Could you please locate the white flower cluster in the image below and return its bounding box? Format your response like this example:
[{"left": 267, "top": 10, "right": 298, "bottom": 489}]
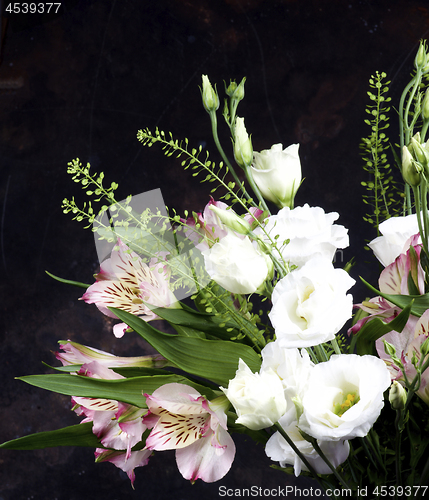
[
  {"left": 223, "top": 341, "right": 391, "bottom": 476},
  {"left": 214, "top": 143, "right": 390, "bottom": 476}
]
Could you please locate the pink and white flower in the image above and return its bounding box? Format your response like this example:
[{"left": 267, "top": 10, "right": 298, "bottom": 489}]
[
  {"left": 56, "top": 340, "right": 168, "bottom": 369},
  {"left": 376, "top": 309, "right": 429, "bottom": 405},
  {"left": 350, "top": 242, "right": 423, "bottom": 336},
  {"left": 81, "top": 238, "right": 178, "bottom": 338},
  {"left": 181, "top": 198, "right": 231, "bottom": 251},
  {"left": 181, "top": 197, "right": 264, "bottom": 251},
  {"left": 95, "top": 448, "right": 152, "bottom": 487},
  {"left": 71, "top": 362, "right": 148, "bottom": 460},
  {"left": 143, "top": 383, "right": 235, "bottom": 483}
]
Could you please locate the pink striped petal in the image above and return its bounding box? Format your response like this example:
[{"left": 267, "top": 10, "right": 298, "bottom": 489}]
[{"left": 176, "top": 426, "right": 235, "bottom": 483}]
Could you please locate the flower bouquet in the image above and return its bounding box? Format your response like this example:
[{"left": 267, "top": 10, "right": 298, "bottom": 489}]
[{"left": 2, "top": 39, "right": 429, "bottom": 498}]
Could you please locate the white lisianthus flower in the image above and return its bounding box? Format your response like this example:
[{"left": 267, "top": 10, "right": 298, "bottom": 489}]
[
  {"left": 202, "top": 233, "right": 272, "bottom": 294},
  {"left": 265, "top": 421, "right": 350, "bottom": 477},
  {"left": 221, "top": 359, "right": 287, "bottom": 431},
  {"left": 368, "top": 214, "right": 420, "bottom": 267},
  {"left": 261, "top": 340, "right": 314, "bottom": 426},
  {"left": 251, "top": 143, "right": 302, "bottom": 209},
  {"left": 299, "top": 354, "right": 391, "bottom": 441},
  {"left": 269, "top": 257, "right": 355, "bottom": 348},
  {"left": 254, "top": 204, "right": 348, "bottom": 268}
]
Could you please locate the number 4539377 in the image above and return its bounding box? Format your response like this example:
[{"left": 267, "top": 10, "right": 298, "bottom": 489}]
[{"left": 5, "top": 3, "right": 61, "bottom": 14}]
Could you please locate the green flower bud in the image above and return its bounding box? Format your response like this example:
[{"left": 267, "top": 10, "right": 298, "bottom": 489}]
[
  {"left": 411, "top": 135, "right": 429, "bottom": 166},
  {"left": 233, "top": 117, "right": 253, "bottom": 168},
  {"left": 201, "top": 75, "right": 219, "bottom": 113},
  {"left": 383, "top": 339, "right": 397, "bottom": 358},
  {"left": 389, "top": 381, "right": 407, "bottom": 410},
  {"left": 420, "top": 336, "right": 429, "bottom": 357},
  {"left": 402, "top": 146, "right": 421, "bottom": 186},
  {"left": 226, "top": 77, "right": 246, "bottom": 102},
  {"left": 423, "top": 89, "right": 429, "bottom": 121},
  {"left": 415, "top": 41, "right": 427, "bottom": 70},
  {"left": 225, "top": 80, "right": 238, "bottom": 97},
  {"left": 208, "top": 204, "right": 251, "bottom": 235}
]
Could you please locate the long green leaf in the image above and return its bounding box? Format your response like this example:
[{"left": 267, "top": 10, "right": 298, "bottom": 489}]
[
  {"left": 0, "top": 422, "right": 99, "bottom": 450},
  {"left": 361, "top": 277, "right": 429, "bottom": 317},
  {"left": 153, "top": 306, "right": 239, "bottom": 341},
  {"left": 18, "top": 373, "right": 200, "bottom": 407},
  {"left": 45, "top": 270, "right": 90, "bottom": 289},
  {"left": 109, "top": 307, "right": 261, "bottom": 386}
]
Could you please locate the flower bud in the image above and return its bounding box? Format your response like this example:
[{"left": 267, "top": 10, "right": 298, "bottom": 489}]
[
  {"left": 423, "top": 89, "right": 429, "bottom": 121},
  {"left": 226, "top": 77, "right": 246, "bottom": 102},
  {"left": 201, "top": 74, "right": 219, "bottom": 113},
  {"left": 420, "top": 336, "right": 429, "bottom": 357},
  {"left": 389, "top": 381, "right": 407, "bottom": 410},
  {"left": 402, "top": 146, "right": 421, "bottom": 187},
  {"left": 233, "top": 117, "right": 253, "bottom": 168},
  {"left": 415, "top": 41, "right": 427, "bottom": 70},
  {"left": 225, "top": 80, "right": 237, "bottom": 97},
  {"left": 411, "top": 135, "right": 429, "bottom": 166},
  {"left": 208, "top": 204, "right": 251, "bottom": 235}
]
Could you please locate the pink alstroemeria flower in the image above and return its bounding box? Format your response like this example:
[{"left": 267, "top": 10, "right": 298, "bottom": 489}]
[
  {"left": 349, "top": 240, "right": 424, "bottom": 336},
  {"left": 81, "top": 238, "right": 178, "bottom": 338},
  {"left": 95, "top": 448, "right": 152, "bottom": 487},
  {"left": 181, "top": 197, "right": 265, "bottom": 251},
  {"left": 143, "top": 383, "right": 235, "bottom": 483},
  {"left": 70, "top": 361, "right": 150, "bottom": 481},
  {"left": 181, "top": 198, "right": 231, "bottom": 251},
  {"left": 376, "top": 309, "right": 429, "bottom": 405},
  {"left": 56, "top": 340, "right": 168, "bottom": 369}
]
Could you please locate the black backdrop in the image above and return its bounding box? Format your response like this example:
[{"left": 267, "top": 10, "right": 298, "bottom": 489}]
[{"left": 1, "top": 1, "right": 428, "bottom": 499}]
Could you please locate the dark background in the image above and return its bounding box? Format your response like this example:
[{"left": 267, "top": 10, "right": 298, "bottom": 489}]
[{"left": 0, "top": 1, "right": 428, "bottom": 499}]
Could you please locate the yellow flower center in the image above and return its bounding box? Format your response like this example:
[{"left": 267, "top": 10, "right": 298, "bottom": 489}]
[{"left": 333, "top": 392, "right": 359, "bottom": 417}]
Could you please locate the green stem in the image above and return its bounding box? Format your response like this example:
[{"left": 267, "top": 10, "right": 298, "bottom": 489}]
[
  {"left": 310, "top": 439, "right": 352, "bottom": 491},
  {"left": 315, "top": 344, "right": 329, "bottom": 363},
  {"left": 273, "top": 423, "right": 326, "bottom": 490},
  {"left": 403, "top": 71, "right": 422, "bottom": 145},
  {"left": 413, "top": 185, "right": 429, "bottom": 256},
  {"left": 399, "top": 77, "right": 417, "bottom": 150},
  {"left": 330, "top": 337, "right": 342, "bottom": 355},
  {"left": 421, "top": 120, "right": 429, "bottom": 143},
  {"left": 400, "top": 74, "right": 421, "bottom": 215},
  {"left": 209, "top": 110, "right": 252, "bottom": 203},
  {"left": 394, "top": 410, "right": 403, "bottom": 490},
  {"left": 421, "top": 176, "right": 429, "bottom": 252}
]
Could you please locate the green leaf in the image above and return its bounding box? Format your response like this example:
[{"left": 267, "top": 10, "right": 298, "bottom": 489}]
[
  {"left": 360, "top": 277, "right": 429, "bottom": 317},
  {"left": 45, "top": 270, "right": 90, "bottom": 289},
  {"left": 109, "top": 307, "right": 261, "bottom": 386},
  {"left": 18, "top": 373, "right": 201, "bottom": 408},
  {"left": 153, "top": 305, "right": 238, "bottom": 341},
  {"left": 0, "top": 422, "right": 100, "bottom": 450}
]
